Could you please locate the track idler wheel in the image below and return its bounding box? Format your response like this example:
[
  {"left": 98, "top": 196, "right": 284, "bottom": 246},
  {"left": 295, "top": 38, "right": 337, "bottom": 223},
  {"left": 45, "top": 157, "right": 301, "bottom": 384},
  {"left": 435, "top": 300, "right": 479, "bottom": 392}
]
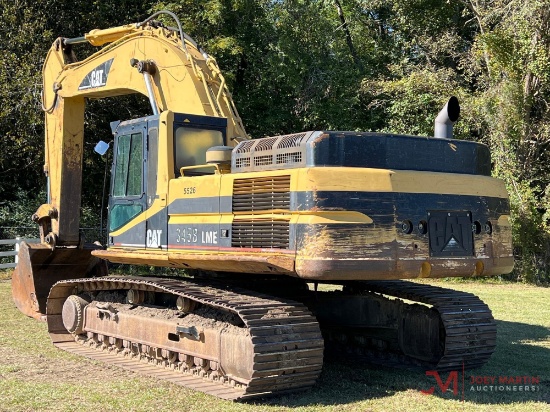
[{"left": 62, "top": 295, "right": 90, "bottom": 334}]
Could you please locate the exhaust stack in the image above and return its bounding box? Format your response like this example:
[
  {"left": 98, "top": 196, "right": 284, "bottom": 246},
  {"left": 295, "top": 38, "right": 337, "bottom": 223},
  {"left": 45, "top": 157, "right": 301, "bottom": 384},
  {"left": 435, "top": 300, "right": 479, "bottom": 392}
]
[{"left": 434, "top": 96, "right": 460, "bottom": 139}]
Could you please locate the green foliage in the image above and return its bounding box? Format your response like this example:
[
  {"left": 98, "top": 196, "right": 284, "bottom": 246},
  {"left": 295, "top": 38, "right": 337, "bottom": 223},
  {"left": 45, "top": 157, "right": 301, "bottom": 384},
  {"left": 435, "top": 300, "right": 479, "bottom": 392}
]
[
  {"left": 0, "top": 189, "right": 43, "bottom": 238},
  {"left": 507, "top": 181, "right": 550, "bottom": 284},
  {"left": 361, "top": 68, "right": 470, "bottom": 137},
  {"left": 463, "top": 1, "right": 550, "bottom": 284}
]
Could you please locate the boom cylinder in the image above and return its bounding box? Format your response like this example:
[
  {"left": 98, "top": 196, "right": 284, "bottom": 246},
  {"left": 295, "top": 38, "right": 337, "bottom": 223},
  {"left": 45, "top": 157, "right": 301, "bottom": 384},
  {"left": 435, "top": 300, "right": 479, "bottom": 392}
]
[{"left": 132, "top": 59, "right": 159, "bottom": 115}]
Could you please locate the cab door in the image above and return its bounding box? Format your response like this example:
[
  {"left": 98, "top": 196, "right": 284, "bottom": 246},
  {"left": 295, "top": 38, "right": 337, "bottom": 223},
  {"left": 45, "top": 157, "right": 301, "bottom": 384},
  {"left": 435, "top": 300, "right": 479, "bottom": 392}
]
[
  {"left": 108, "top": 120, "right": 147, "bottom": 248},
  {"left": 144, "top": 117, "right": 168, "bottom": 250}
]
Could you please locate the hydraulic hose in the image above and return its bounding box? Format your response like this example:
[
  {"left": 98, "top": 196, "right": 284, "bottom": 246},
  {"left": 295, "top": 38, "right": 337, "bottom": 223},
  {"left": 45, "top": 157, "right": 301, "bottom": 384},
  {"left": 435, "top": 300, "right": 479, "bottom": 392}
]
[{"left": 136, "top": 10, "right": 204, "bottom": 57}]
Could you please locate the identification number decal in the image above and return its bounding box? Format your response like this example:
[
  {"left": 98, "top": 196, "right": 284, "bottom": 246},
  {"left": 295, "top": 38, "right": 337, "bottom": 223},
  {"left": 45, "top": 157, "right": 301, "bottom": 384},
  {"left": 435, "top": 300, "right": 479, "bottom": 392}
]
[
  {"left": 175, "top": 227, "right": 198, "bottom": 243},
  {"left": 183, "top": 187, "right": 196, "bottom": 195},
  {"left": 175, "top": 227, "right": 218, "bottom": 245}
]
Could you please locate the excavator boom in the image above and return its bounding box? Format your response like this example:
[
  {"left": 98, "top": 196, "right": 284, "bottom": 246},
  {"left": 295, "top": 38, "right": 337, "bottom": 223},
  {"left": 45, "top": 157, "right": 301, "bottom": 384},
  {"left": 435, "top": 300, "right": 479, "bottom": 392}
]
[{"left": 14, "top": 12, "right": 248, "bottom": 318}]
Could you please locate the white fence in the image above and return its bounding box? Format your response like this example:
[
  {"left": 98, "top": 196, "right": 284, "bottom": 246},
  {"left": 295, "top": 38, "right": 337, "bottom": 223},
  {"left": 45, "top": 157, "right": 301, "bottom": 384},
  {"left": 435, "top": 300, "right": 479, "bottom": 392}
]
[{"left": 0, "top": 237, "right": 41, "bottom": 269}]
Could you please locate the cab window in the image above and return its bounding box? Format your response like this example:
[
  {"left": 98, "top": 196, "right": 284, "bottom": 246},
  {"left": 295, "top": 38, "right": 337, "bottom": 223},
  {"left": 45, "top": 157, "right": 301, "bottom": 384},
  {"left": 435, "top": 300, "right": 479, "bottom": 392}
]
[
  {"left": 113, "top": 132, "right": 143, "bottom": 196},
  {"left": 174, "top": 127, "right": 223, "bottom": 175}
]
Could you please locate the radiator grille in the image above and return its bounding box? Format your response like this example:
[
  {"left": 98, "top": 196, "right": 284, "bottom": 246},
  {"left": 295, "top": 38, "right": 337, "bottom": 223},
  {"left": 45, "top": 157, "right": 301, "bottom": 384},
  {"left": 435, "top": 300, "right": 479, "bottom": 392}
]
[
  {"left": 235, "top": 157, "right": 250, "bottom": 168},
  {"left": 231, "top": 219, "right": 290, "bottom": 249},
  {"left": 232, "top": 175, "right": 291, "bottom": 212},
  {"left": 235, "top": 140, "right": 255, "bottom": 154},
  {"left": 255, "top": 137, "right": 278, "bottom": 151},
  {"left": 254, "top": 154, "right": 273, "bottom": 166},
  {"left": 232, "top": 175, "right": 291, "bottom": 249},
  {"left": 232, "top": 132, "right": 315, "bottom": 172},
  {"left": 277, "top": 133, "right": 307, "bottom": 149},
  {"left": 276, "top": 152, "right": 302, "bottom": 164}
]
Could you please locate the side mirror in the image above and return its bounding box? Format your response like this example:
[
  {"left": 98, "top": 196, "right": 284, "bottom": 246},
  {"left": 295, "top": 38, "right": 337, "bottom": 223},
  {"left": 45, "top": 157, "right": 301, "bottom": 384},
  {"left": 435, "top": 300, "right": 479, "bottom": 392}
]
[{"left": 94, "top": 140, "right": 110, "bottom": 156}]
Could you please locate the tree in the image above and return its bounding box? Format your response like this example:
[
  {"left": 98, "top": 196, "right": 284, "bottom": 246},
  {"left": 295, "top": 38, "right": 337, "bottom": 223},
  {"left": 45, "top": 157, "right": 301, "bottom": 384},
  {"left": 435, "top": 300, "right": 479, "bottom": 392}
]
[
  {"left": 464, "top": 0, "right": 550, "bottom": 283},
  {"left": 0, "top": 0, "right": 157, "bottom": 235}
]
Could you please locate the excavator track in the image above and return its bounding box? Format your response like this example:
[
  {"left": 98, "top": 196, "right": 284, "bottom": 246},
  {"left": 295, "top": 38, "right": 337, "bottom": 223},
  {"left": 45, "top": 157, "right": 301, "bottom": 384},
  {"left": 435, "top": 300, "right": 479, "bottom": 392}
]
[
  {"left": 323, "top": 280, "right": 497, "bottom": 372},
  {"left": 46, "top": 276, "right": 324, "bottom": 400}
]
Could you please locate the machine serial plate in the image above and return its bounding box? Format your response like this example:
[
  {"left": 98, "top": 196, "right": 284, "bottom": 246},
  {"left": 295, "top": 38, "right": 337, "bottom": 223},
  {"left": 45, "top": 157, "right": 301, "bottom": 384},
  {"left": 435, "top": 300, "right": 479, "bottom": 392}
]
[{"left": 428, "top": 211, "right": 474, "bottom": 257}]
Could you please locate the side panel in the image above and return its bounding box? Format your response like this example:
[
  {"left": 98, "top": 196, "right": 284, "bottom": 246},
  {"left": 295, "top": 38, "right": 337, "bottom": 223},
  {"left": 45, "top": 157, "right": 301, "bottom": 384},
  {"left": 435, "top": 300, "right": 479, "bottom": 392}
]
[
  {"left": 166, "top": 113, "right": 228, "bottom": 253},
  {"left": 167, "top": 175, "right": 223, "bottom": 252},
  {"left": 145, "top": 120, "right": 168, "bottom": 249}
]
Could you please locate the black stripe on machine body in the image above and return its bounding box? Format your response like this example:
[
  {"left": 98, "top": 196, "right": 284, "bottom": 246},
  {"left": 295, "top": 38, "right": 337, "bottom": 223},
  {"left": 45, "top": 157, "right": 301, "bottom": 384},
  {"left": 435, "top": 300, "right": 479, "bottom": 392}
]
[
  {"left": 167, "top": 221, "right": 297, "bottom": 251},
  {"left": 292, "top": 191, "right": 510, "bottom": 262},
  {"left": 111, "top": 221, "right": 147, "bottom": 248},
  {"left": 164, "top": 190, "right": 508, "bottom": 218},
  {"left": 111, "top": 214, "right": 169, "bottom": 250},
  {"left": 293, "top": 191, "right": 509, "bottom": 220}
]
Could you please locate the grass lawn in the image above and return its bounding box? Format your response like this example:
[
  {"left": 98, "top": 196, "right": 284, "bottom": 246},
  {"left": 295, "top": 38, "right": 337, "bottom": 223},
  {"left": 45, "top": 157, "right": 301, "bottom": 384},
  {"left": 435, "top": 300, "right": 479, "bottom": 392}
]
[{"left": 0, "top": 272, "right": 548, "bottom": 411}]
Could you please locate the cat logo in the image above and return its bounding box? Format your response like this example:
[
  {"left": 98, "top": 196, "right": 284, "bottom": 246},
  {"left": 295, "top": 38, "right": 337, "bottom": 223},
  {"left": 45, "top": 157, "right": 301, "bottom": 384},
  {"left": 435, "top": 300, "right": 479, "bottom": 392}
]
[
  {"left": 428, "top": 211, "right": 474, "bottom": 257},
  {"left": 146, "top": 229, "right": 163, "bottom": 248},
  {"left": 79, "top": 58, "right": 114, "bottom": 90},
  {"left": 90, "top": 69, "right": 104, "bottom": 87}
]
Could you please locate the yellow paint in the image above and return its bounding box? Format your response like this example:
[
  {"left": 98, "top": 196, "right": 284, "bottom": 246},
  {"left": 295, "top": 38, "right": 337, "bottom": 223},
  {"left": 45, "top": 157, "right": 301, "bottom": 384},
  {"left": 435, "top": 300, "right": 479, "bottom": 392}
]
[
  {"left": 296, "top": 227, "right": 332, "bottom": 260},
  {"left": 44, "top": 96, "right": 85, "bottom": 244},
  {"left": 297, "top": 167, "right": 509, "bottom": 198},
  {"left": 168, "top": 173, "right": 221, "bottom": 203},
  {"left": 474, "top": 260, "right": 485, "bottom": 276},
  {"left": 232, "top": 213, "right": 291, "bottom": 221},
  {"left": 219, "top": 215, "right": 233, "bottom": 224},
  {"left": 498, "top": 214, "right": 511, "bottom": 227},
  {"left": 233, "top": 209, "right": 292, "bottom": 216},
  {"left": 85, "top": 24, "right": 136, "bottom": 46},
  {"left": 296, "top": 211, "right": 373, "bottom": 225},
  {"left": 170, "top": 215, "right": 222, "bottom": 224},
  {"left": 420, "top": 262, "right": 432, "bottom": 278},
  {"left": 157, "top": 111, "right": 173, "bottom": 205}
]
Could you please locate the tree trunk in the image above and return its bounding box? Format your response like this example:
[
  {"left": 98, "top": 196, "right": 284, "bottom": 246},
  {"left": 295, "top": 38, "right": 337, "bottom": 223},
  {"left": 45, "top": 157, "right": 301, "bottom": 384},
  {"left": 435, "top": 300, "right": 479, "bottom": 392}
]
[{"left": 334, "top": 0, "right": 363, "bottom": 72}]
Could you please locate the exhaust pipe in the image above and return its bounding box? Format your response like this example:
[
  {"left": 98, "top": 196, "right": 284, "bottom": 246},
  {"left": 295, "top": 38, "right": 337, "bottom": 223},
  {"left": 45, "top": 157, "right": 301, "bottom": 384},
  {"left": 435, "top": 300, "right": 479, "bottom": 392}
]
[{"left": 434, "top": 96, "right": 460, "bottom": 139}]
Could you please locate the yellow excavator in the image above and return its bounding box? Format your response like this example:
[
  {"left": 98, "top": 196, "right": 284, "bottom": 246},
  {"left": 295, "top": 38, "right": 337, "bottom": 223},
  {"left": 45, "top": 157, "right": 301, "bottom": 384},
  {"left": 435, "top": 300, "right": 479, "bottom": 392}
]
[{"left": 12, "top": 11, "right": 513, "bottom": 400}]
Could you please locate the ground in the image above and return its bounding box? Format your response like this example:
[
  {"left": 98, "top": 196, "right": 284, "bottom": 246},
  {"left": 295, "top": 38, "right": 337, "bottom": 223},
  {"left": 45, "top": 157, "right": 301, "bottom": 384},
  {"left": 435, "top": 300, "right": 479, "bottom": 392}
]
[{"left": 0, "top": 274, "right": 548, "bottom": 412}]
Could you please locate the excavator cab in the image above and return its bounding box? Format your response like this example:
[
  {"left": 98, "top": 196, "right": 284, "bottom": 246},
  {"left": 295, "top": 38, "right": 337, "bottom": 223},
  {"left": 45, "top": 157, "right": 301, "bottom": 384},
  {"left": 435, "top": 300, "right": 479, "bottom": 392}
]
[
  {"left": 12, "top": 111, "right": 231, "bottom": 320},
  {"left": 106, "top": 112, "right": 227, "bottom": 250}
]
